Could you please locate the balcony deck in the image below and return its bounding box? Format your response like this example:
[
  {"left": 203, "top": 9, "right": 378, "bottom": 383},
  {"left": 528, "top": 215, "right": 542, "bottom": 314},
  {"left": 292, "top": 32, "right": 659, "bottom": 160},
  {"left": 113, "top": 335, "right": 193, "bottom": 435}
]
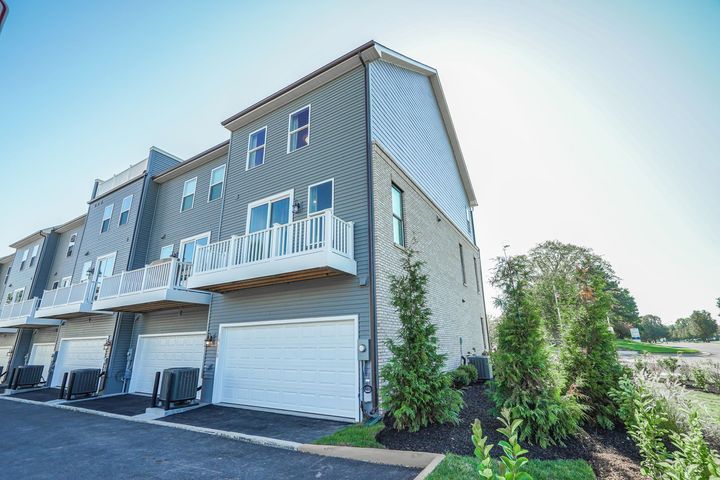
[
  {"left": 187, "top": 212, "right": 356, "bottom": 293},
  {"left": 0, "top": 298, "right": 62, "bottom": 328},
  {"left": 92, "top": 258, "right": 211, "bottom": 313},
  {"left": 36, "top": 281, "right": 105, "bottom": 320}
]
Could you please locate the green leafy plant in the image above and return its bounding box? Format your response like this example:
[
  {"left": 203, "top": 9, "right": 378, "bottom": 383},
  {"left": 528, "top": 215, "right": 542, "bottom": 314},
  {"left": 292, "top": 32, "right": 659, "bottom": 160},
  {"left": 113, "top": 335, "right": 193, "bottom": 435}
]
[
  {"left": 452, "top": 368, "right": 472, "bottom": 388},
  {"left": 490, "top": 255, "right": 583, "bottom": 447},
  {"left": 380, "top": 247, "right": 463, "bottom": 432},
  {"left": 471, "top": 408, "right": 533, "bottom": 480},
  {"left": 460, "top": 364, "right": 479, "bottom": 383},
  {"left": 658, "top": 357, "right": 680, "bottom": 374},
  {"left": 692, "top": 366, "right": 709, "bottom": 391}
]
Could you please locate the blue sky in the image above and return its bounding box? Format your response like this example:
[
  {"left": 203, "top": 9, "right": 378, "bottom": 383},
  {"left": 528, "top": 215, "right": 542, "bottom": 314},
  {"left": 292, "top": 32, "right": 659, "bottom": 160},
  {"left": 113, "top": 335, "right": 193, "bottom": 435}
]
[{"left": 0, "top": 1, "right": 718, "bottom": 322}]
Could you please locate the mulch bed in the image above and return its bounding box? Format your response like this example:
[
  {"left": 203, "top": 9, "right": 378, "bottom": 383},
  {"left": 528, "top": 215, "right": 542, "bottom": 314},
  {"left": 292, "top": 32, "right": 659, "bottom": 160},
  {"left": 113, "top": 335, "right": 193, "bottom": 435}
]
[{"left": 377, "top": 383, "right": 645, "bottom": 480}]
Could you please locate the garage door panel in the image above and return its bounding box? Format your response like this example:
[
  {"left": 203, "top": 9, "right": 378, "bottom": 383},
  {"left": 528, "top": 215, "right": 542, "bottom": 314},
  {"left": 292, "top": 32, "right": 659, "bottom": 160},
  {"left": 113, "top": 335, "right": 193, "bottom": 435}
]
[
  {"left": 51, "top": 338, "right": 106, "bottom": 387},
  {"left": 215, "top": 319, "right": 358, "bottom": 420},
  {"left": 130, "top": 333, "right": 205, "bottom": 394}
]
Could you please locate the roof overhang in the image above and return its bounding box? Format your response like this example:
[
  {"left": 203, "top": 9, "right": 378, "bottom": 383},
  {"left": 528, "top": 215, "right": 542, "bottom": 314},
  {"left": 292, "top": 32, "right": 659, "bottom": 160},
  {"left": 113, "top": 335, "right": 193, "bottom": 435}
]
[
  {"left": 9, "top": 228, "right": 53, "bottom": 249},
  {"left": 153, "top": 141, "right": 230, "bottom": 184},
  {"left": 0, "top": 327, "right": 16, "bottom": 334},
  {"left": 0, "top": 317, "right": 62, "bottom": 328},
  {"left": 220, "top": 41, "right": 477, "bottom": 207},
  {"left": 0, "top": 254, "right": 14, "bottom": 265},
  {"left": 55, "top": 214, "right": 86, "bottom": 234}
]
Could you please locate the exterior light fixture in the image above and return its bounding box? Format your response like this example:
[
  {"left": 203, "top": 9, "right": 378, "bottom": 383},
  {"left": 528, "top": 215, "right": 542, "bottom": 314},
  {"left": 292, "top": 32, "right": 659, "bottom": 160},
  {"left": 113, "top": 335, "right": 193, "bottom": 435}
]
[
  {"left": 205, "top": 333, "right": 216, "bottom": 347},
  {"left": 292, "top": 201, "right": 302, "bottom": 215}
]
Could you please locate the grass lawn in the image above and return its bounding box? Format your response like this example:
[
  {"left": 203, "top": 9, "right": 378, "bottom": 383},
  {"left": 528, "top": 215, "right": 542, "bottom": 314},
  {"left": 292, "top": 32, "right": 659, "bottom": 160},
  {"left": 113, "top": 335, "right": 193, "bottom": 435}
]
[
  {"left": 688, "top": 390, "right": 720, "bottom": 421},
  {"left": 427, "top": 454, "right": 596, "bottom": 480},
  {"left": 313, "top": 422, "right": 385, "bottom": 449},
  {"left": 615, "top": 339, "right": 699, "bottom": 354}
]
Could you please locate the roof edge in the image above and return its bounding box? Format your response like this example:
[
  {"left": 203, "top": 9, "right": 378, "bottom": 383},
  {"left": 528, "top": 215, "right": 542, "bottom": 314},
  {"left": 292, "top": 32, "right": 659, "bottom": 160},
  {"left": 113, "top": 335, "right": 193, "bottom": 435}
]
[{"left": 153, "top": 140, "right": 230, "bottom": 184}]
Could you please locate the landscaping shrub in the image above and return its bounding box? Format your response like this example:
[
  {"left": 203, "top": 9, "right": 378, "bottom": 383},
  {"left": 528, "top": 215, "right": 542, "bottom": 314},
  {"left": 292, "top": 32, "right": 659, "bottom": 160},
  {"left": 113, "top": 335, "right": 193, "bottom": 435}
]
[
  {"left": 452, "top": 368, "right": 472, "bottom": 388},
  {"left": 461, "top": 364, "right": 479, "bottom": 383},
  {"left": 560, "top": 264, "right": 624, "bottom": 429},
  {"left": 472, "top": 408, "right": 532, "bottom": 480},
  {"left": 657, "top": 357, "right": 679, "bottom": 374},
  {"left": 489, "top": 255, "right": 584, "bottom": 447},
  {"left": 380, "top": 247, "right": 463, "bottom": 432}
]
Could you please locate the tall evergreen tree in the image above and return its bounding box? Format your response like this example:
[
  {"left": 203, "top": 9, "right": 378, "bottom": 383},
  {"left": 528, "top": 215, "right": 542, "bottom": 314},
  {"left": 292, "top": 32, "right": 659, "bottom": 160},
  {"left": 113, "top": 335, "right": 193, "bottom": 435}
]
[{"left": 380, "top": 248, "right": 463, "bottom": 431}]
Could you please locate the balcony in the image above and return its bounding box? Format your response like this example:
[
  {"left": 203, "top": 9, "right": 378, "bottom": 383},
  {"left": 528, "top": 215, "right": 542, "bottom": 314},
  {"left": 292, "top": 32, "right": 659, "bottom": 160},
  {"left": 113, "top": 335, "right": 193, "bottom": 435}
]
[
  {"left": 92, "top": 258, "right": 211, "bottom": 313},
  {"left": 36, "top": 281, "right": 103, "bottom": 320},
  {"left": 0, "top": 298, "right": 62, "bottom": 328},
  {"left": 187, "top": 211, "right": 356, "bottom": 293}
]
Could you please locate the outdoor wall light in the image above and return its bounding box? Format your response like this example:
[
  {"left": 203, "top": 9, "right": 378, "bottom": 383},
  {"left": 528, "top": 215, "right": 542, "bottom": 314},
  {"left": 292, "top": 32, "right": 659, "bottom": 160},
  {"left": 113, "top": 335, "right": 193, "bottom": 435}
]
[
  {"left": 292, "top": 201, "right": 302, "bottom": 215},
  {"left": 205, "top": 333, "right": 217, "bottom": 347}
]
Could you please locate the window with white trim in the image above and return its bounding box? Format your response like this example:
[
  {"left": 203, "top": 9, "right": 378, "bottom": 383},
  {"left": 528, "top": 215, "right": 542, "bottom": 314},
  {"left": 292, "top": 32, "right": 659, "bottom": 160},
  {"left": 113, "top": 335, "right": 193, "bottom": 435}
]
[
  {"left": 3, "top": 266, "right": 10, "bottom": 286},
  {"left": 308, "top": 180, "right": 333, "bottom": 215},
  {"left": 66, "top": 233, "right": 77, "bottom": 257},
  {"left": 246, "top": 127, "right": 267, "bottom": 169},
  {"left": 391, "top": 184, "right": 405, "bottom": 246},
  {"left": 208, "top": 165, "right": 226, "bottom": 202},
  {"left": 12, "top": 287, "right": 24, "bottom": 303},
  {"left": 181, "top": 178, "right": 197, "bottom": 212},
  {"left": 51, "top": 281, "right": 59, "bottom": 290},
  {"left": 119, "top": 195, "right": 133, "bottom": 226},
  {"left": 101, "top": 204, "right": 113, "bottom": 233},
  {"left": 81, "top": 260, "right": 93, "bottom": 282},
  {"left": 19, "top": 249, "right": 29, "bottom": 270},
  {"left": 60, "top": 276, "right": 72, "bottom": 288},
  {"left": 179, "top": 232, "right": 210, "bottom": 264},
  {"left": 473, "top": 257, "right": 481, "bottom": 293},
  {"left": 288, "top": 105, "right": 310, "bottom": 152},
  {"left": 160, "top": 244, "right": 174, "bottom": 259},
  {"left": 29, "top": 244, "right": 39, "bottom": 267}
]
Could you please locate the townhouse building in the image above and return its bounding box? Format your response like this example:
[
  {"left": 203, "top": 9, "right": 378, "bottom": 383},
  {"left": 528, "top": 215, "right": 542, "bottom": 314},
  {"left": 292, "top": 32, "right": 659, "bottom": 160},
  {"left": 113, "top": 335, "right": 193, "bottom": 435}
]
[{"left": 0, "top": 41, "right": 488, "bottom": 422}]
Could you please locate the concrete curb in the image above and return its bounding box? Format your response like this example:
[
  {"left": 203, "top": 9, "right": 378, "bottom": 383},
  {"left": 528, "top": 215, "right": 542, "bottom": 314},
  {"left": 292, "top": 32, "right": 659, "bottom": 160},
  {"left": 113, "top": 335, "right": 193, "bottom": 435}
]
[
  {"left": 413, "top": 453, "right": 445, "bottom": 480},
  {"left": 298, "top": 444, "right": 440, "bottom": 469}
]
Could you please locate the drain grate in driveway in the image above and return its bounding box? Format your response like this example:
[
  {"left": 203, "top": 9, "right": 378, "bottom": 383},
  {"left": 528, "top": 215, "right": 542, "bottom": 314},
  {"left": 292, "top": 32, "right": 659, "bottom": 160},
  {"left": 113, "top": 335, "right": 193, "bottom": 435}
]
[
  {"left": 10, "top": 388, "right": 62, "bottom": 402},
  {"left": 72, "top": 394, "right": 151, "bottom": 416},
  {"left": 161, "top": 405, "right": 348, "bottom": 443}
]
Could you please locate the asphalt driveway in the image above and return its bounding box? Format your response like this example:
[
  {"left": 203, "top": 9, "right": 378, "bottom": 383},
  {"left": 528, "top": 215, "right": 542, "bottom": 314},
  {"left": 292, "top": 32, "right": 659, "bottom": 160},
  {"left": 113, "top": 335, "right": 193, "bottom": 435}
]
[{"left": 0, "top": 400, "right": 418, "bottom": 480}]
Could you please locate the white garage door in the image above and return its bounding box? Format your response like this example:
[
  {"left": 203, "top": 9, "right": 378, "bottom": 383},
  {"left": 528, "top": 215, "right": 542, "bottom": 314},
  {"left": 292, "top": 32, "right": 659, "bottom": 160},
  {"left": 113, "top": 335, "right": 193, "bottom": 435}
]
[
  {"left": 0, "top": 346, "right": 11, "bottom": 374},
  {"left": 129, "top": 332, "right": 206, "bottom": 394},
  {"left": 51, "top": 337, "right": 106, "bottom": 387},
  {"left": 214, "top": 317, "right": 359, "bottom": 421},
  {"left": 29, "top": 343, "right": 55, "bottom": 380}
]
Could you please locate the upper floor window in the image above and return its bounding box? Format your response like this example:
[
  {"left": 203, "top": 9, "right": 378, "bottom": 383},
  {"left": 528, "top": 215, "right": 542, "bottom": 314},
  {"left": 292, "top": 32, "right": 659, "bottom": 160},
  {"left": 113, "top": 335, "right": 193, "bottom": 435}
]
[
  {"left": 179, "top": 232, "right": 210, "bottom": 264},
  {"left": 466, "top": 208, "right": 473, "bottom": 234},
  {"left": 29, "top": 244, "right": 39, "bottom": 267},
  {"left": 160, "top": 244, "right": 174, "bottom": 259},
  {"left": 12, "top": 287, "right": 24, "bottom": 303},
  {"left": 473, "top": 257, "right": 481, "bottom": 293},
  {"left": 246, "top": 127, "right": 267, "bottom": 169},
  {"left": 3, "top": 266, "right": 10, "bottom": 286},
  {"left": 308, "top": 179, "right": 333, "bottom": 215},
  {"left": 60, "top": 276, "right": 72, "bottom": 288},
  {"left": 459, "top": 244, "right": 467, "bottom": 286},
  {"left": 19, "top": 249, "right": 29, "bottom": 270},
  {"left": 119, "top": 195, "right": 133, "bottom": 226},
  {"left": 101, "top": 204, "right": 114, "bottom": 233},
  {"left": 208, "top": 165, "right": 226, "bottom": 202},
  {"left": 288, "top": 105, "right": 310, "bottom": 153},
  {"left": 392, "top": 184, "right": 405, "bottom": 246},
  {"left": 51, "top": 281, "right": 59, "bottom": 290},
  {"left": 181, "top": 178, "right": 197, "bottom": 212},
  {"left": 81, "top": 260, "right": 93, "bottom": 282},
  {"left": 66, "top": 233, "right": 77, "bottom": 257}
]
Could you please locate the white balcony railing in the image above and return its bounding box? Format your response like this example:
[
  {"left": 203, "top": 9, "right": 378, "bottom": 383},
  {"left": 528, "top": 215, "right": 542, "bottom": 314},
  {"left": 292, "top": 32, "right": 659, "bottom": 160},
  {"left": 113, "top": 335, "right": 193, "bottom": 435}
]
[
  {"left": 0, "top": 298, "right": 40, "bottom": 320},
  {"left": 96, "top": 258, "right": 192, "bottom": 301},
  {"left": 94, "top": 159, "right": 148, "bottom": 198},
  {"left": 193, "top": 211, "right": 354, "bottom": 275},
  {"left": 38, "top": 281, "right": 94, "bottom": 311}
]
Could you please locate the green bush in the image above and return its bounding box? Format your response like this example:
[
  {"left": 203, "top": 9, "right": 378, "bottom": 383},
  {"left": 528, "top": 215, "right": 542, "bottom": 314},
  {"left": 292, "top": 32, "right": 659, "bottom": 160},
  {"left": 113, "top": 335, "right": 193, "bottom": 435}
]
[
  {"left": 692, "top": 367, "right": 709, "bottom": 391},
  {"left": 461, "top": 364, "right": 479, "bottom": 383},
  {"left": 658, "top": 357, "right": 680, "bottom": 374},
  {"left": 452, "top": 368, "right": 471, "bottom": 388},
  {"left": 472, "top": 408, "right": 533, "bottom": 480},
  {"left": 381, "top": 248, "right": 464, "bottom": 432},
  {"left": 490, "top": 255, "right": 584, "bottom": 447}
]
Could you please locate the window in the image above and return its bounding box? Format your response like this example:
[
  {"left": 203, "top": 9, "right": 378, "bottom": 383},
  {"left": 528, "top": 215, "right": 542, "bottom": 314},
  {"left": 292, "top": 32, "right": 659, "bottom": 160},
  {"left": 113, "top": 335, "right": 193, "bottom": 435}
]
[
  {"left": 160, "top": 244, "right": 174, "bottom": 259},
  {"left": 66, "top": 233, "right": 77, "bottom": 257},
  {"left": 60, "top": 276, "right": 72, "bottom": 288},
  {"left": 118, "top": 195, "right": 133, "bottom": 226},
  {"left": 51, "top": 281, "right": 59, "bottom": 290},
  {"left": 308, "top": 180, "right": 333, "bottom": 215},
  {"left": 12, "top": 287, "right": 25, "bottom": 303},
  {"left": 246, "top": 127, "right": 267, "bottom": 169},
  {"left": 247, "top": 192, "right": 292, "bottom": 234},
  {"left": 28, "top": 244, "right": 39, "bottom": 267},
  {"left": 288, "top": 105, "right": 310, "bottom": 152},
  {"left": 101, "top": 204, "right": 113, "bottom": 233},
  {"left": 81, "top": 261, "right": 93, "bottom": 282},
  {"left": 19, "top": 249, "right": 28, "bottom": 270},
  {"left": 459, "top": 244, "right": 467, "bottom": 286},
  {"left": 466, "top": 208, "right": 473, "bottom": 234},
  {"left": 391, "top": 184, "right": 405, "bottom": 246},
  {"left": 179, "top": 232, "right": 210, "bottom": 264},
  {"left": 181, "top": 178, "right": 197, "bottom": 212},
  {"left": 93, "top": 253, "right": 116, "bottom": 300},
  {"left": 208, "top": 165, "right": 226, "bottom": 202},
  {"left": 473, "top": 257, "right": 481, "bottom": 293},
  {"left": 3, "top": 266, "right": 10, "bottom": 286}
]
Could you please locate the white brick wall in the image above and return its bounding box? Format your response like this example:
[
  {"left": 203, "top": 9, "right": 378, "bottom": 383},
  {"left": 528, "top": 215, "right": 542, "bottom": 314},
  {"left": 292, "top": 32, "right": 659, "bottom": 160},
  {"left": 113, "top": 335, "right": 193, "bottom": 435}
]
[{"left": 372, "top": 144, "right": 488, "bottom": 373}]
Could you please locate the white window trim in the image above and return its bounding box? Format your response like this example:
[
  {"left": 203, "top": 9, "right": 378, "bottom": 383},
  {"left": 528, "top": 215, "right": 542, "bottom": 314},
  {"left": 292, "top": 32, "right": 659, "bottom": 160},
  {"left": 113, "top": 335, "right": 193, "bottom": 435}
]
[
  {"left": 60, "top": 276, "right": 72, "bottom": 288},
  {"left": 67, "top": 233, "right": 77, "bottom": 257},
  {"left": 12, "top": 287, "right": 25, "bottom": 303},
  {"left": 307, "top": 178, "right": 334, "bottom": 216},
  {"left": 51, "top": 281, "right": 59, "bottom": 290},
  {"left": 160, "top": 244, "right": 174, "bottom": 259},
  {"left": 94, "top": 251, "right": 117, "bottom": 280},
  {"left": 286, "top": 104, "right": 311, "bottom": 154},
  {"left": 245, "top": 189, "right": 294, "bottom": 234},
  {"left": 246, "top": 126, "right": 268, "bottom": 170},
  {"left": 207, "top": 165, "right": 227, "bottom": 202},
  {"left": 100, "top": 204, "right": 114, "bottom": 233},
  {"left": 179, "top": 231, "right": 211, "bottom": 263},
  {"left": 118, "top": 194, "right": 134, "bottom": 226},
  {"left": 181, "top": 177, "right": 197, "bottom": 212},
  {"left": 80, "top": 260, "right": 93, "bottom": 283},
  {"left": 29, "top": 244, "right": 39, "bottom": 266}
]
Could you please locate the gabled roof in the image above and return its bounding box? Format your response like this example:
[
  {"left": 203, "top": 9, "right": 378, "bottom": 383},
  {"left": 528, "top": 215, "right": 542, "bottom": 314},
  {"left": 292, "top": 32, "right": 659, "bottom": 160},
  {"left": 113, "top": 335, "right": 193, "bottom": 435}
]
[
  {"left": 0, "top": 254, "right": 14, "bottom": 264},
  {"left": 9, "top": 227, "right": 53, "bottom": 249},
  {"left": 55, "top": 214, "right": 86, "bottom": 234},
  {"left": 153, "top": 140, "right": 230, "bottom": 184},
  {"left": 220, "top": 41, "right": 477, "bottom": 207}
]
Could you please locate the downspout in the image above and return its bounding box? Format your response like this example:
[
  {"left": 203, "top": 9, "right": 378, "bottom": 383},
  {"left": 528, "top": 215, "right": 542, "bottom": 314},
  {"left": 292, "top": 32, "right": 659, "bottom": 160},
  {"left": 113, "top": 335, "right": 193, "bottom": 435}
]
[{"left": 360, "top": 55, "right": 380, "bottom": 411}]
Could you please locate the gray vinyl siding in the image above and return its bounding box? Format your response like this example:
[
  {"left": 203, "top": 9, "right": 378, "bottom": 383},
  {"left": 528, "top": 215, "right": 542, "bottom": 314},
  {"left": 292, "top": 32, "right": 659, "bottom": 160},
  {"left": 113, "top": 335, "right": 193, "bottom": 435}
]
[
  {"left": 2, "top": 237, "right": 47, "bottom": 302},
  {"left": 146, "top": 153, "right": 227, "bottom": 261},
  {"left": 0, "top": 332, "right": 16, "bottom": 348},
  {"left": 56, "top": 315, "right": 116, "bottom": 340},
  {"left": 72, "top": 177, "right": 145, "bottom": 283},
  {"left": 368, "top": 59, "right": 473, "bottom": 240},
  {"left": 44, "top": 225, "right": 85, "bottom": 291},
  {"left": 32, "top": 328, "right": 58, "bottom": 345},
  {"left": 0, "top": 259, "right": 12, "bottom": 301},
  {"left": 202, "top": 65, "right": 370, "bottom": 401}
]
